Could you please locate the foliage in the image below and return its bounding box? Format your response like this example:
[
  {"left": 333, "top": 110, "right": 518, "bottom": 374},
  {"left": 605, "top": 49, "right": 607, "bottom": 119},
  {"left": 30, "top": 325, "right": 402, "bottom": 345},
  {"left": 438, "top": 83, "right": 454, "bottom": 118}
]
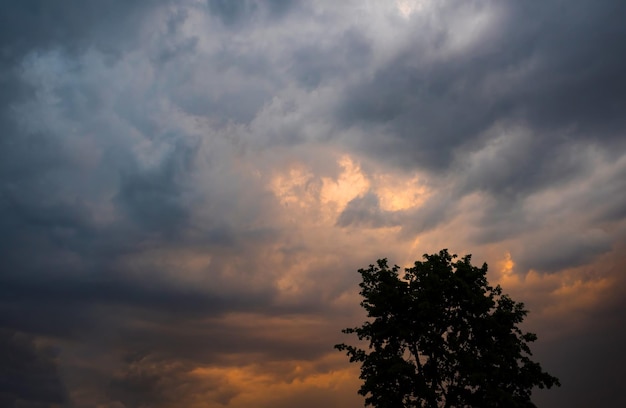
[{"left": 336, "top": 249, "right": 560, "bottom": 408}]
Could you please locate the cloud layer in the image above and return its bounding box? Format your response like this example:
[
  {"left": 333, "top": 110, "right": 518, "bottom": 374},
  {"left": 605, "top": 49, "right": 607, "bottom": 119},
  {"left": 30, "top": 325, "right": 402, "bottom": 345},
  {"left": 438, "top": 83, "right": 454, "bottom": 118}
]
[{"left": 1, "top": 0, "right": 625, "bottom": 406}]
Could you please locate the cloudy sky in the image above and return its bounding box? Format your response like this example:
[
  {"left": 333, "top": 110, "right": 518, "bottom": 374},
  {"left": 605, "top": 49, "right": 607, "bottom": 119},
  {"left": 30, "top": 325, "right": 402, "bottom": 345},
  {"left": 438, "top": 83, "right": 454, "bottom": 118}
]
[{"left": 1, "top": 0, "right": 625, "bottom": 407}]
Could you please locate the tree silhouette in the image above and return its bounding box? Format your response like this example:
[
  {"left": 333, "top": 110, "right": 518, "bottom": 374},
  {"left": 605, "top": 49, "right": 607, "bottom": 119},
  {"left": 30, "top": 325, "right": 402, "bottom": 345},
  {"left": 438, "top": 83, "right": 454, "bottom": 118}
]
[{"left": 336, "top": 249, "right": 559, "bottom": 408}]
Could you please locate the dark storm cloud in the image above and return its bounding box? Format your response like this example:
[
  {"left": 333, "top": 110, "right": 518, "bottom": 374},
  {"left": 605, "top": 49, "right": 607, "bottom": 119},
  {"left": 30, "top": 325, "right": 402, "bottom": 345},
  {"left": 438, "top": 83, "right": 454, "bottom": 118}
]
[
  {"left": 455, "top": 128, "right": 584, "bottom": 197},
  {"left": 0, "top": 0, "right": 179, "bottom": 268},
  {"left": 331, "top": 0, "right": 626, "bottom": 279},
  {"left": 115, "top": 141, "right": 196, "bottom": 235},
  {"left": 1, "top": 0, "right": 626, "bottom": 406},
  {"left": 0, "top": 0, "right": 169, "bottom": 62},
  {"left": 0, "top": 236, "right": 284, "bottom": 341},
  {"left": 0, "top": 274, "right": 272, "bottom": 323},
  {"left": 508, "top": 1, "right": 626, "bottom": 135},
  {"left": 337, "top": 192, "right": 397, "bottom": 228},
  {"left": 516, "top": 230, "right": 612, "bottom": 273},
  {"left": 116, "top": 316, "right": 336, "bottom": 365},
  {"left": 108, "top": 354, "right": 239, "bottom": 408},
  {"left": 339, "top": 0, "right": 626, "bottom": 172},
  {"left": 0, "top": 2, "right": 295, "bottom": 402},
  {"left": 206, "top": 0, "right": 302, "bottom": 25},
  {"left": 288, "top": 29, "right": 372, "bottom": 89},
  {"left": 206, "top": 0, "right": 259, "bottom": 25},
  {"left": 535, "top": 326, "right": 626, "bottom": 408},
  {"left": 0, "top": 329, "right": 67, "bottom": 407},
  {"left": 531, "top": 272, "right": 626, "bottom": 408},
  {"left": 337, "top": 190, "right": 454, "bottom": 237},
  {"left": 0, "top": 142, "right": 284, "bottom": 342}
]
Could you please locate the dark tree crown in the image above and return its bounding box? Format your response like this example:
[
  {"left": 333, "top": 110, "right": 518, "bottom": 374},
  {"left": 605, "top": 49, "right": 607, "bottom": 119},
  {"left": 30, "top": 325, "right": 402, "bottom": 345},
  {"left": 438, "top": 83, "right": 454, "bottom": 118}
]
[{"left": 336, "top": 249, "right": 560, "bottom": 408}]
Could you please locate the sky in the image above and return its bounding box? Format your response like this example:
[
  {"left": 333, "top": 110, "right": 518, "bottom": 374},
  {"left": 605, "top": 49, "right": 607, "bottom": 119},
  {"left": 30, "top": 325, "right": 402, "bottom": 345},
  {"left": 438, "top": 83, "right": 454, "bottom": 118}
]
[{"left": 1, "top": 0, "right": 625, "bottom": 407}]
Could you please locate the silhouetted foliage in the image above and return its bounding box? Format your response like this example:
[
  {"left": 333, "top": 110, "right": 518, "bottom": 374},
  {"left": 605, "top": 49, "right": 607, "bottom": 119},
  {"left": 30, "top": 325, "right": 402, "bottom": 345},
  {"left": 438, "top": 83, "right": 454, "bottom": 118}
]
[{"left": 336, "top": 249, "right": 560, "bottom": 408}]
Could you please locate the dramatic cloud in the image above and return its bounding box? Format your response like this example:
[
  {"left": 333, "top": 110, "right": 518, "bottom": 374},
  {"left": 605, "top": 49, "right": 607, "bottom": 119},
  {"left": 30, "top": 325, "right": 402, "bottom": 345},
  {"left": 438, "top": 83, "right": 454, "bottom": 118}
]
[
  {"left": 0, "top": 329, "right": 67, "bottom": 407},
  {"left": 1, "top": 0, "right": 625, "bottom": 407}
]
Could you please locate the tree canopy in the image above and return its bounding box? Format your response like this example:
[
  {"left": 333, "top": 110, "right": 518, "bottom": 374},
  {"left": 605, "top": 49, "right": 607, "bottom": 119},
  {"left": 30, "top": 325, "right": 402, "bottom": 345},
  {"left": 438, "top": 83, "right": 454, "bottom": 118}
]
[{"left": 336, "top": 249, "right": 559, "bottom": 408}]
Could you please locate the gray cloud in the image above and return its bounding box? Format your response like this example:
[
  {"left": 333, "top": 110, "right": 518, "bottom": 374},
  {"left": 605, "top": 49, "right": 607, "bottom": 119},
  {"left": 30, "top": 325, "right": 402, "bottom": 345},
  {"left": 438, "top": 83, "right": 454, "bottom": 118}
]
[
  {"left": 1, "top": 0, "right": 625, "bottom": 406},
  {"left": 339, "top": 0, "right": 626, "bottom": 173},
  {"left": 115, "top": 141, "right": 196, "bottom": 235},
  {"left": 206, "top": 0, "right": 300, "bottom": 26},
  {"left": 0, "top": 329, "right": 67, "bottom": 407},
  {"left": 0, "top": 0, "right": 172, "bottom": 63},
  {"left": 516, "top": 229, "right": 612, "bottom": 273},
  {"left": 107, "top": 354, "right": 239, "bottom": 408},
  {"left": 531, "top": 272, "right": 626, "bottom": 407},
  {"left": 337, "top": 189, "right": 456, "bottom": 238},
  {"left": 337, "top": 192, "right": 398, "bottom": 229}
]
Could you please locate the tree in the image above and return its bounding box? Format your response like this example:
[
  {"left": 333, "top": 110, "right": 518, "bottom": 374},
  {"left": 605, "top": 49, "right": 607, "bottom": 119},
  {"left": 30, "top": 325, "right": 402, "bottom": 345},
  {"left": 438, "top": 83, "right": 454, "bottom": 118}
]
[{"left": 336, "top": 249, "right": 559, "bottom": 408}]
